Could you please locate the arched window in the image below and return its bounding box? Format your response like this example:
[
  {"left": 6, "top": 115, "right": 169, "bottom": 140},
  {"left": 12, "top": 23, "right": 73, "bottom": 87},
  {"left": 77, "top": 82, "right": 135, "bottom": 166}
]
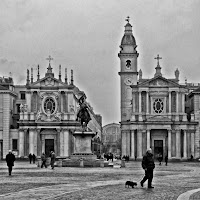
[
  {"left": 126, "top": 60, "right": 131, "bottom": 69},
  {"left": 44, "top": 97, "right": 56, "bottom": 114},
  {"left": 153, "top": 98, "right": 163, "bottom": 114}
]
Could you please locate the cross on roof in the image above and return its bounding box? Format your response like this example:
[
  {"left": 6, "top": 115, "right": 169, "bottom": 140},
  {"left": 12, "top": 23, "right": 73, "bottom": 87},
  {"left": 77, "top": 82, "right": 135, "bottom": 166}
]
[
  {"left": 126, "top": 16, "right": 130, "bottom": 23},
  {"left": 46, "top": 55, "right": 53, "bottom": 64},
  {"left": 154, "top": 54, "right": 162, "bottom": 65}
]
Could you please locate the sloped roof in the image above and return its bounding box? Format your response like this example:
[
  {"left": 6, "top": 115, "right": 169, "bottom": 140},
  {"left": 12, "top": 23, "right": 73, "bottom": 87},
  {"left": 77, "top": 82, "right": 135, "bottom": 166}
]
[
  {"left": 0, "top": 85, "right": 9, "bottom": 90},
  {"left": 138, "top": 75, "right": 181, "bottom": 87}
]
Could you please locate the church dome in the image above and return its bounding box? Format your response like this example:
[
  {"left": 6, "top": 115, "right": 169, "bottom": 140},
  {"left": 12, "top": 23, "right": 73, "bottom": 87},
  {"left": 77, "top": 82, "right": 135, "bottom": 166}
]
[{"left": 121, "top": 22, "right": 136, "bottom": 46}]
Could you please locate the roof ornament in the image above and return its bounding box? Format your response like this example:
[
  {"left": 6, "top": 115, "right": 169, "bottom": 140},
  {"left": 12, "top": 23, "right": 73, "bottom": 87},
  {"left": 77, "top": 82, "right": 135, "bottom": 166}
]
[
  {"left": 46, "top": 55, "right": 53, "bottom": 65},
  {"left": 46, "top": 55, "right": 53, "bottom": 73},
  {"left": 126, "top": 16, "right": 130, "bottom": 23},
  {"left": 154, "top": 54, "right": 162, "bottom": 77},
  {"left": 37, "top": 65, "right": 40, "bottom": 80},
  {"left": 154, "top": 54, "right": 162, "bottom": 66}
]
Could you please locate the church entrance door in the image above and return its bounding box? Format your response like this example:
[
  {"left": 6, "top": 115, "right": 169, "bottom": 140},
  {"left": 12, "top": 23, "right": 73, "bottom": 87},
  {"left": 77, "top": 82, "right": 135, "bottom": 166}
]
[
  {"left": 154, "top": 140, "right": 163, "bottom": 159},
  {"left": 45, "top": 139, "right": 54, "bottom": 157}
]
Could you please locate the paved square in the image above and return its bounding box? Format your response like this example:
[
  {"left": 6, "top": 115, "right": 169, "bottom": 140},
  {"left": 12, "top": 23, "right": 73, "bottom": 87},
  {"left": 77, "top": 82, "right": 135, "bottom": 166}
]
[{"left": 0, "top": 160, "right": 200, "bottom": 200}]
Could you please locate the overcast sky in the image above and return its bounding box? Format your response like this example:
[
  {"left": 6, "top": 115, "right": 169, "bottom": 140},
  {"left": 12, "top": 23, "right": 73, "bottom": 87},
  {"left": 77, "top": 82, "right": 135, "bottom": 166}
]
[{"left": 0, "top": 0, "right": 200, "bottom": 126}]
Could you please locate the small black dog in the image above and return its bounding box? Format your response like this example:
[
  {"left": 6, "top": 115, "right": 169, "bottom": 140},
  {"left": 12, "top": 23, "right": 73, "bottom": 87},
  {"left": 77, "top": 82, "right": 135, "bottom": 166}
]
[{"left": 125, "top": 181, "right": 137, "bottom": 188}]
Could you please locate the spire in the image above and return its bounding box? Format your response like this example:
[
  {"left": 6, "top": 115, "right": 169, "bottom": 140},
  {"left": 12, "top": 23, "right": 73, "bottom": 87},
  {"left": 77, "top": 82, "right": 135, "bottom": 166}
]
[
  {"left": 59, "top": 65, "right": 61, "bottom": 81},
  {"left": 175, "top": 68, "right": 179, "bottom": 81},
  {"left": 37, "top": 65, "right": 40, "bottom": 80},
  {"left": 26, "top": 69, "right": 30, "bottom": 85},
  {"left": 31, "top": 68, "right": 33, "bottom": 83},
  {"left": 45, "top": 55, "right": 54, "bottom": 78},
  {"left": 154, "top": 54, "right": 162, "bottom": 77},
  {"left": 70, "top": 69, "right": 74, "bottom": 85},
  {"left": 65, "top": 68, "right": 68, "bottom": 84},
  {"left": 139, "top": 69, "right": 142, "bottom": 80}
]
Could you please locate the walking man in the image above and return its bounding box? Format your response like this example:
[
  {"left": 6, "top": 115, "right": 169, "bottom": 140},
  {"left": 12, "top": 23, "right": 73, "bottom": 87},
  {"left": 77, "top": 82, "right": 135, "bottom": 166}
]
[
  {"left": 6, "top": 150, "right": 15, "bottom": 176},
  {"left": 41, "top": 153, "right": 47, "bottom": 168},
  {"left": 28, "top": 153, "right": 33, "bottom": 164},
  {"left": 140, "top": 148, "right": 155, "bottom": 189},
  {"left": 50, "top": 151, "right": 56, "bottom": 169}
]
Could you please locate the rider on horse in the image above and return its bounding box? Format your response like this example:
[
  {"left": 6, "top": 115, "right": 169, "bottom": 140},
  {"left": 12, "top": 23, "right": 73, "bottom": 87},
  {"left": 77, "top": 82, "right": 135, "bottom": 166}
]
[{"left": 76, "top": 94, "right": 91, "bottom": 130}]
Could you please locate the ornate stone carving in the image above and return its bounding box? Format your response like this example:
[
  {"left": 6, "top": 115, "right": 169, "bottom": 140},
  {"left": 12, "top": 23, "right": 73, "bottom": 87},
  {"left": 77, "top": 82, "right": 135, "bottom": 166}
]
[{"left": 150, "top": 79, "right": 168, "bottom": 86}]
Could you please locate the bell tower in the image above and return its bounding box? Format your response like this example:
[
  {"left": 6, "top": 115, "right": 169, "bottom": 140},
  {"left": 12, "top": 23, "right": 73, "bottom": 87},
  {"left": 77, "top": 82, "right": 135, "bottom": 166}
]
[{"left": 118, "top": 17, "right": 139, "bottom": 121}]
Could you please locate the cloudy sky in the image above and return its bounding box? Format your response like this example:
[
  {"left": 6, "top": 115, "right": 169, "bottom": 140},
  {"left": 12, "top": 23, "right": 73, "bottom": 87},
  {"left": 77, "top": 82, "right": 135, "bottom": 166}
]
[{"left": 0, "top": 0, "right": 200, "bottom": 126}]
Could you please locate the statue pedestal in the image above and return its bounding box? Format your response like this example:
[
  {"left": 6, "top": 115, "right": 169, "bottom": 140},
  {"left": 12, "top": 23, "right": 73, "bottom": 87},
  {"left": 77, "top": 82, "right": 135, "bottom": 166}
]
[{"left": 70, "top": 131, "right": 97, "bottom": 160}]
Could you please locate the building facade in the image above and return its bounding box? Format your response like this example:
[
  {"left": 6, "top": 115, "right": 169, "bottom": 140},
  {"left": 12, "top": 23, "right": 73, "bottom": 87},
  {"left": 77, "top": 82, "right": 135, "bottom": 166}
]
[
  {"left": 119, "top": 19, "right": 199, "bottom": 160},
  {"left": 102, "top": 123, "right": 121, "bottom": 155},
  {"left": 0, "top": 60, "right": 102, "bottom": 159}
]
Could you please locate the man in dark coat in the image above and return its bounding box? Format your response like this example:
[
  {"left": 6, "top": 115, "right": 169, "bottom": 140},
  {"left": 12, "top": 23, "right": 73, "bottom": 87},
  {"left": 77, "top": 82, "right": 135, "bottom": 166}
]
[
  {"left": 50, "top": 151, "right": 56, "bottom": 169},
  {"left": 41, "top": 153, "right": 47, "bottom": 168},
  {"left": 6, "top": 150, "right": 15, "bottom": 176},
  {"left": 28, "top": 153, "right": 33, "bottom": 164},
  {"left": 140, "top": 148, "right": 155, "bottom": 188},
  {"left": 32, "top": 154, "right": 36, "bottom": 164}
]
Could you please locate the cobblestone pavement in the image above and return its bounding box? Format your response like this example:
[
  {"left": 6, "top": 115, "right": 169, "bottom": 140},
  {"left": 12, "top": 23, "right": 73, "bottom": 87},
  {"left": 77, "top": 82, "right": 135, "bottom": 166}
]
[{"left": 0, "top": 161, "right": 200, "bottom": 199}]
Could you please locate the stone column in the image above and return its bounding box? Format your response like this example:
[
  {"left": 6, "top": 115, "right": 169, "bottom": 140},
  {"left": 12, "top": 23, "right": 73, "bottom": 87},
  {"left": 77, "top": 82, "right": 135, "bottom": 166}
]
[
  {"left": 126, "top": 131, "right": 130, "bottom": 156},
  {"left": 121, "top": 130, "right": 127, "bottom": 156},
  {"left": 131, "top": 130, "right": 135, "bottom": 159},
  {"left": 182, "top": 93, "right": 185, "bottom": 113},
  {"left": 176, "top": 130, "right": 181, "bottom": 158},
  {"left": 176, "top": 92, "right": 179, "bottom": 113},
  {"left": 63, "top": 129, "right": 69, "bottom": 157},
  {"left": 183, "top": 130, "right": 187, "bottom": 159},
  {"left": 19, "top": 129, "right": 25, "bottom": 157},
  {"left": 168, "top": 129, "right": 172, "bottom": 158},
  {"left": 139, "top": 91, "right": 141, "bottom": 113},
  {"left": 147, "top": 129, "right": 150, "bottom": 149},
  {"left": 26, "top": 91, "right": 32, "bottom": 112},
  {"left": 36, "top": 129, "right": 41, "bottom": 156},
  {"left": 191, "top": 132, "right": 195, "bottom": 157},
  {"left": 146, "top": 92, "right": 149, "bottom": 114},
  {"left": 29, "top": 128, "right": 35, "bottom": 154},
  {"left": 169, "top": 91, "right": 171, "bottom": 113},
  {"left": 57, "top": 129, "right": 61, "bottom": 156},
  {"left": 137, "top": 130, "right": 143, "bottom": 159},
  {"left": 60, "top": 129, "right": 64, "bottom": 156}
]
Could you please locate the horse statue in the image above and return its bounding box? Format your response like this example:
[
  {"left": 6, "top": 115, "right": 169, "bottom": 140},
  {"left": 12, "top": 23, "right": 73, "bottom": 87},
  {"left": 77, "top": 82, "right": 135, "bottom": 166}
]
[{"left": 76, "top": 95, "right": 91, "bottom": 131}]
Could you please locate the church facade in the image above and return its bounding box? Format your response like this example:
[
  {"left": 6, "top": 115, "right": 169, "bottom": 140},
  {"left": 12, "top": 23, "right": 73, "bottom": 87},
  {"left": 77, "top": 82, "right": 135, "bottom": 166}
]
[
  {"left": 0, "top": 59, "right": 102, "bottom": 159},
  {"left": 119, "top": 19, "right": 199, "bottom": 160}
]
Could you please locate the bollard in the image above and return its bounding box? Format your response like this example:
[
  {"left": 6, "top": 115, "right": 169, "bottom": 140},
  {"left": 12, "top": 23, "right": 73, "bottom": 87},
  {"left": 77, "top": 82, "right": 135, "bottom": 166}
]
[
  {"left": 37, "top": 159, "right": 42, "bottom": 167},
  {"left": 121, "top": 158, "right": 126, "bottom": 168},
  {"left": 80, "top": 158, "right": 84, "bottom": 167},
  {"left": 100, "top": 158, "right": 104, "bottom": 168}
]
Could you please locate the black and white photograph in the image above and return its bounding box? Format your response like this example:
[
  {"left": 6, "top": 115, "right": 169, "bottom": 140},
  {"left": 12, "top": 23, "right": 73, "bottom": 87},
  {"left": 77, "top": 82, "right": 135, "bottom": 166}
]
[{"left": 0, "top": 0, "right": 200, "bottom": 199}]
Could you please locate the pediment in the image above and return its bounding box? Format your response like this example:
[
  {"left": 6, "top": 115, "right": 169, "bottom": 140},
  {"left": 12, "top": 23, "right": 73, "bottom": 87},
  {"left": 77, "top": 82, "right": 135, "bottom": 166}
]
[
  {"left": 139, "top": 76, "right": 179, "bottom": 87},
  {"left": 147, "top": 115, "right": 171, "bottom": 122},
  {"left": 30, "top": 76, "right": 66, "bottom": 87}
]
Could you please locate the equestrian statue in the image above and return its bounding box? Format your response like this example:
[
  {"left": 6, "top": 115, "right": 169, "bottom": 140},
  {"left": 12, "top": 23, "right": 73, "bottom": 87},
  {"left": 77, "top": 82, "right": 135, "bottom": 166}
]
[{"left": 76, "top": 95, "right": 91, "bottom": 131}]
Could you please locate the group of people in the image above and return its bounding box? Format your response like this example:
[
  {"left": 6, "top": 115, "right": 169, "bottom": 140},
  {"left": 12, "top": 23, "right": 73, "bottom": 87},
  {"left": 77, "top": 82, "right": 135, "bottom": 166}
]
[
  {"left": 28, "top": 153, "right": 36, "bottom": 164},
  {"left": 5, "top": 150, "right": 56, "bottom": 176},
  {"left": 40, "top": 151, "right": 56, "bottom": 169},
  {"left": 157, "top": 154, "right": 168, "bottom": 166}
]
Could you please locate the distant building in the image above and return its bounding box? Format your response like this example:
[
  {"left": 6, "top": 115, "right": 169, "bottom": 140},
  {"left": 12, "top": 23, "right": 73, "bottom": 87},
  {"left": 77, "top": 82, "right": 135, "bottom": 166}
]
[
  {"left": 102, "top": 123, "right": 121, "bottom": 155},
  {"left": 118, "top": 18, "right": 200, "bottom": 160},
  {"left": 0, "top": 60, "right": 102, "bottom": 159}
]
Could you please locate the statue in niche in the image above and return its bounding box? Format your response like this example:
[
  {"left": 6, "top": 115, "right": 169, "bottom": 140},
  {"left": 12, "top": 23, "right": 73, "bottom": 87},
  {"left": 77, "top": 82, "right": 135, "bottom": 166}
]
[
  {"left": 46, "top": 109, "right": 51, "bottom": 121},
  {"left": 76, "top": 95, "right": 91, "bottom": 131},
  {"left": 36, "top": 110, "right": 42, "bottom": 121},
  {"left": 20, "top": 104, "right": 24, "bottom": 113},
  {"left": 23, "top": 104, "right": 28, "bottom": 112}
]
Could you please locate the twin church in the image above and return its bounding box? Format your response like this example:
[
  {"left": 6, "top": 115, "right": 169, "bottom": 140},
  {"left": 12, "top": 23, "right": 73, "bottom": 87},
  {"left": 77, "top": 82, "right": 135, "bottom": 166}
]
[
  {"left": 0, "top": 58, "right": 102, "bottom": 159},
  {"left": 119, "top": 18, "right": 200, "bottom": 160},
  {"left": 0, "top": 18, "right": 200, "bottom": 161}
]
